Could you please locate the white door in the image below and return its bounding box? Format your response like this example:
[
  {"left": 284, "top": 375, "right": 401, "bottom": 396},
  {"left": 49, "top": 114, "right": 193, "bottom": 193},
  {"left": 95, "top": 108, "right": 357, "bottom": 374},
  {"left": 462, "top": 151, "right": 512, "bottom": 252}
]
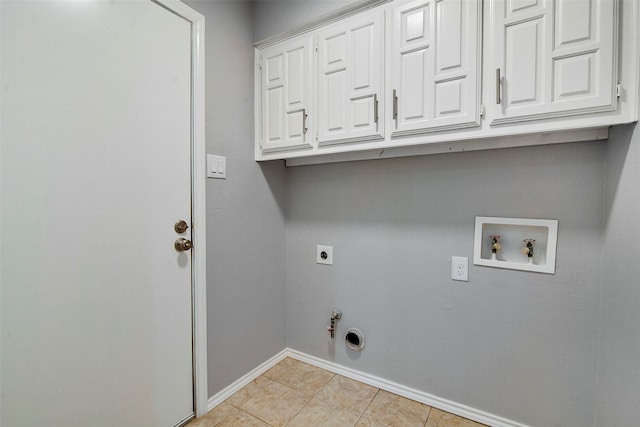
[
  {"left": 1, "top": 1, "right": 195, "bottom": 426},
  {"left": 317, "top": 8, "right": 384, "bottom": 145},
  {"left": 260, "top": 35, "right": 314, "bottom": 154},
  {"left": 391, "top": 0, "right": 481, "bottom": 137},
  {"left": 492, "top": 0, "right": 618, "bottom": 125}
]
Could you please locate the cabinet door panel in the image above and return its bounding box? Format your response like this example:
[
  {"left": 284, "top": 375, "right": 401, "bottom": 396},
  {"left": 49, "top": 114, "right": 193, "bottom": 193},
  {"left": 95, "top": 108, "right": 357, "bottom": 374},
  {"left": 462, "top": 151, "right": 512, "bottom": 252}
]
[
  {"left": 555, "top": 0, "right": 592, "bottom": 48},
  {"left": 435, "top": 77, "right": 466, "bottom": 118},
  {"left": 327, "top": 71, "right": 347, "bottom": 132},
  {"left": 266, "top": 55, "right": 283, "bottom": 84},
  {"left": 403, "top": 3, "right": 430, "bottom": 46},
  {"left": 352, "top": 25, "right": 373, "bottom": 90},
  {"left": 392, "top": 0, "right": 480, "bottom": 137},
  {"left": 324, "top": 33, "right": 347, "bottom": 69},
  {"left": 505, "top": 18, "right": 544, "bottom": 107},
  {"left": 507, "top": 0, "right": 540, "bottom": 16},
  {"left": 493, "top": 0, "right": 618, "bottom": 124},
  {"left": 260, "top": 35, "right": 313, "bottom": 153},
  {"left": 266, "top": 86, "right": 284, "bottom": 142},
  {"left": 286, "top": 109, "right": 305, "bottom": 139},
  {"left": 318, "top": 9, "right": 384, "bottom": 145},
  {"left": 401, "top": 49, "right": 429, "bottom": 121},
  {"left": 436, "top": 0, "right": 463, "bottom": 72},
  {"left": 287, "top": 48, "right": 305, "bottom": 107},
  {"left": 352, "top": 95, "right": 374, "bottom": 128},
  {"left": 553, "top": 52, "right": 596, "bottom": 101}
]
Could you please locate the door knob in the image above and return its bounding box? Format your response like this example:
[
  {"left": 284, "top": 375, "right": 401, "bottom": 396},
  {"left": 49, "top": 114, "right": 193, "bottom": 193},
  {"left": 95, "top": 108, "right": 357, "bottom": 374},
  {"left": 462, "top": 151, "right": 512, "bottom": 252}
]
[
  {"left": 174, "top": 238, "right": 193, "bottom": 252},
  {"left": 174, "top": 220, "right": 189, "bottom": 234}
]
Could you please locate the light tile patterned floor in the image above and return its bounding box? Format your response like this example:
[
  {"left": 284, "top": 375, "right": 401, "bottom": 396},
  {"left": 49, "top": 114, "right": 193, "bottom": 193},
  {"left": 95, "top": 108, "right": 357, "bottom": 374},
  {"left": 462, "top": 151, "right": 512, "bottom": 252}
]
[{"left": 188, "top": 358, "right": 487, "bottom": 427}]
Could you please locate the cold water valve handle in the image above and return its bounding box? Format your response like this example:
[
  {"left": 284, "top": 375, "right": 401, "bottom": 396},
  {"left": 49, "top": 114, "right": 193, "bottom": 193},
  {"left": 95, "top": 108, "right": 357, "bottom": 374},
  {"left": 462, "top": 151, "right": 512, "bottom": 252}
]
[
  {"left": 327, "top": 309, "right": 342, "bottom": 340},
  {"left": 522, "top": 239, "right": 536, "bottom": 264}
]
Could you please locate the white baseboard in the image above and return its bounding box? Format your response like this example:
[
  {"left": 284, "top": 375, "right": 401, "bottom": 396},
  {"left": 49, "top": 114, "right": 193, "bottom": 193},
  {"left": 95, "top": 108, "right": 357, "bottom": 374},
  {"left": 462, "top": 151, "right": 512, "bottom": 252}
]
[
  {"left": 207, "top": 347, "right": 528, "bottom": 427},
  {"left": 287, "top": 349, "right": 529, "bottom": 427},
  {"left": 207, "top": 348, "right": 289, "bottom": 411}
]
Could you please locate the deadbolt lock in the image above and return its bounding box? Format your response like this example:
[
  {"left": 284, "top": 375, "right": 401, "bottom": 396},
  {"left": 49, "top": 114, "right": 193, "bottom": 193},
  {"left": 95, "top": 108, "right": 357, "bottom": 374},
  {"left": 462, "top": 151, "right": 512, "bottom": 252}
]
[
  {"left": 174, "top": 238, "right": 193, "bottom": 252},
  {"left": 174, "top": 220, "right": 189, "bottom": 234}
]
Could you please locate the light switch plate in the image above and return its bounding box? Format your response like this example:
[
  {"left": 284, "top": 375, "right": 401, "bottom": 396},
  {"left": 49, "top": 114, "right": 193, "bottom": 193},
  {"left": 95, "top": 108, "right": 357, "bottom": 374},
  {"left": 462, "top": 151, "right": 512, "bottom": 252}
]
[{"left": 207, "top": 154, "right": 226, "bottom": 179}]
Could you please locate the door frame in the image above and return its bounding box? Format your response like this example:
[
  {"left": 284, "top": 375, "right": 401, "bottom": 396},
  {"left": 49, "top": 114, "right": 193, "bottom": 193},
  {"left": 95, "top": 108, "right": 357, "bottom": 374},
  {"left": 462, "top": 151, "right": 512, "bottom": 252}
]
[{"left": 153, "top": 0, "right": 208, "bottom": 418}]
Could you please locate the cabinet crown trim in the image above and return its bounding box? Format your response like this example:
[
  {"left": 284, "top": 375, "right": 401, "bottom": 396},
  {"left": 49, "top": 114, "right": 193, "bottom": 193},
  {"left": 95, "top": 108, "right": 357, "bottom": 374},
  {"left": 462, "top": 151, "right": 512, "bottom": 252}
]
[{"left": 254, "top": 0, "right": 391, "bottom": 49}]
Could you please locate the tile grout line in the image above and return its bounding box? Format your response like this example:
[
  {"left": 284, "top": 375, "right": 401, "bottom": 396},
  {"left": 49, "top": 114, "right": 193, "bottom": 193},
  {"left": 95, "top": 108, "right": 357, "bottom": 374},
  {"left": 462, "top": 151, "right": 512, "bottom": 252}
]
[
  {"left": 271, "top": 368, "right": 336, "bottom": 427},
  {"left": 279, "top": 365, "right": 381, "bottom": 427},
  {"left": 222, "top": 389, "right": 278, "bottom": 427},
  {"left": 208, "top": 358, "right": 482, "bottom": 427},
  {"left": 424, "top": 402, "right": 433, "bottom": 427},
  {"left": 280, "top": 374, "right": 327, "bottom": 427},
  {"left": 222, "top": 407, "right": 272, "bottom": 427},
  {"left": 423, "top": 395, "right": 434, "bottom": 426},
  {"left": 287, "top": 369, "right": 336, "bottom": 426},
  {"left": 228, "top": 374, "right": 279, "bottom": 427},
  {"left": 268, "top": 377, "right": 303, "bottom": 427},
  {"left": 309, "top": 370, "right": 380, "bottom": 425},
  {"left": 356, "top": 388, "right": 382, "bottom": 426},
  {"left": 297, "top": 364, "right": 383, "bottom": 426},
  {"left": 250, "top": 408, "right": 276, "bottom": 427}
]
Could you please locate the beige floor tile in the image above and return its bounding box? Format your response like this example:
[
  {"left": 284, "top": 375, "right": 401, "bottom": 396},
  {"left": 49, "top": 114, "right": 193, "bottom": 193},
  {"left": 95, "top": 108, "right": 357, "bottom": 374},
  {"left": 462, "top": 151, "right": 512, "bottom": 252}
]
[
  {"left": 215, "top": 407, "right": 271, "bottom": 427},
  {"left": 285, "top": 357, "right": 313, "bottom": 370},
  {"left": 287, "top": 398, "right": 361, "bottom": 427},
  {"left": 265, "top": 357, "right": 335, "bottom": 395},
  {"left": 425, "top": 408, "right": 487, "bottom": 427},
  {"left": 241, "top": 380, "right": 311, "bottom": 427},
  {"left": 226, "top": 375, "right": 273, "bottom": 408},
  {"left": 185, "top": 417, "right": 209, "bottom": 427},
  {"left": 263, "top": 357, "right": 297, "bottom": 381},
  {"left": 187, "top": 402, "right": 235, "bottom": 427},
  {"left": 362, "top": 390, "right": 431, "bottom": 427},
  {"left": 316, "top": 375, "right": 379, "bottom": 415},
  {"left": 355, "top": 417, "right": 389, "bottom": 427},
  {"left": 194, "top": 360, "right": 487, "bottom": 427}
]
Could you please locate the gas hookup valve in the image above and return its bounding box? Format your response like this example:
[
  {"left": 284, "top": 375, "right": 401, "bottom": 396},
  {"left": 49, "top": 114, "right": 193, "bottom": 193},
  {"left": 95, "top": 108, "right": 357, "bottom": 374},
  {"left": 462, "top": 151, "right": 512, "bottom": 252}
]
[{"left": 327, "top": 309, "right": 342, "bottom": 340}]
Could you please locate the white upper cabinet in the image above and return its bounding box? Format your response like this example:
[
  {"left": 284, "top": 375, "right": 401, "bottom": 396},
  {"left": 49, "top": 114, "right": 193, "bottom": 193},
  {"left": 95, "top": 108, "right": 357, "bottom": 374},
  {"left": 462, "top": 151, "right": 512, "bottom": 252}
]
[
  {"left": 492, "top": 0, "right": 618, "bottom": 125},
  {"left": 258, "top": 35, "right": 314, "bottom": 153},
  {"left": 390, "top": 0, "right": 481, "bottom": 137},
  {"left": 255, "top": 0, "right": 637, "bottom": 163},
  {"left": 317, "top": 9, "right": 384, "bottom": 145}
]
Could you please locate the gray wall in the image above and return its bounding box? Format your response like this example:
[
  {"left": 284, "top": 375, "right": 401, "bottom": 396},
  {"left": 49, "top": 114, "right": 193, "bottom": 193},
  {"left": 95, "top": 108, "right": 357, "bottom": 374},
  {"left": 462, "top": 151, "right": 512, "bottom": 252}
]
[
  {"left": 285, "top": 143, "right": 605, "bottom": 427},
  {"left": 248, "top": 3, "right": 640, "bottom": 426},
  {"left": 184, "top": 0, "right": 287, "bottom": 397},
  {"left": 252, "top": 0, "right": 355, "bottom": 42},
  {"left": 596, "top": 123, "right": 640, "bottom": 425},
  {"left": 254, "top": 1, "right": 608, "bottom": 426}
]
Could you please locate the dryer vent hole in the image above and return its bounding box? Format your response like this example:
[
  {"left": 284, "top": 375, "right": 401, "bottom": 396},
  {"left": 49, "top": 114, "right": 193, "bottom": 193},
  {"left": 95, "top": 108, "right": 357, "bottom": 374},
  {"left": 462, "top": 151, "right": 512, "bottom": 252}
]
[{"left": 345, "top": 328, "right": 365, "bottom": 351}]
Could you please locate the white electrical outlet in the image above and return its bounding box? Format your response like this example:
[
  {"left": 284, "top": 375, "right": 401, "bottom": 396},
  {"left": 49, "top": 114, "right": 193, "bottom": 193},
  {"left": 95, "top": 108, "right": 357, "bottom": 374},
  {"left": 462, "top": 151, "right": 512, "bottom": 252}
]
[
  {"left": 451, "top": 256, "right": 468, "bottom": 281},
  {"left": 317, "top": 245, "right": 333, "bottom": 265}
]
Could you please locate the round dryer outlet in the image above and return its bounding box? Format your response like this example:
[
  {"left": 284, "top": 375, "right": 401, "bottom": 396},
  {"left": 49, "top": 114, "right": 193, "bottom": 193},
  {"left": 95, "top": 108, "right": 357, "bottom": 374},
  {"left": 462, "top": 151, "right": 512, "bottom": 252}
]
[{"left": 345, "top": 328, "right": 365, "bottom": 351}]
